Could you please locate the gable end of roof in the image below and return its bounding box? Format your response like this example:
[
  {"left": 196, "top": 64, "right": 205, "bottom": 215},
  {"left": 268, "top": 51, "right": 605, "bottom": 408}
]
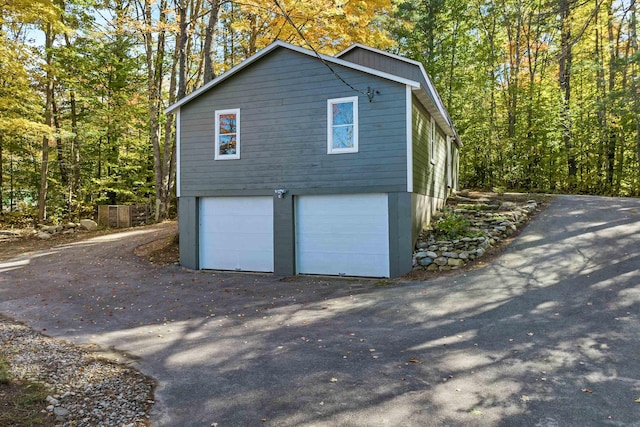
[{"left": 165, "top": 41, "right": 419, "bottom": 114}]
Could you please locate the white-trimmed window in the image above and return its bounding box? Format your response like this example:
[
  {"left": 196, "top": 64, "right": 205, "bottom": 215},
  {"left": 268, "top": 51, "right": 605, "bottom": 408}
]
[
  {"left": 215, "top": 108, "right": 240, "bottom": 160},
  {"left": 327, "top": 96, "right": 358, "bottom": 154},
  {"left": 429, "top": 116, "right": 436, "bottom": 165}
]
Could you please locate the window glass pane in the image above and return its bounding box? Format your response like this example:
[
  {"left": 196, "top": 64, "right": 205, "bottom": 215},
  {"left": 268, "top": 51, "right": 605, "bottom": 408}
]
[
  {"left": 219, "top": 114, "right": 236, "bottom": 134},
  {"left": 219, "top": 134, "right": 237, "bottom": 155},
  {"left": 332, "top": 125, "right": 354, "bottom": 149},
  {"left": 332, "top": 102, "right": 353, "bottom": 126}
]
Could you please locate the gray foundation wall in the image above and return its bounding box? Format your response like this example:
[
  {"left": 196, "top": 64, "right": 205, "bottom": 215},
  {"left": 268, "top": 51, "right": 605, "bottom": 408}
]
[
  {"left": 387, "top": 192, "right": 414, "bottom": 277},
  {"left": 178, "top": 196, "right": 199, "bottom": 270},
  {"left": 273, "top": 194, "right": 295, "bottom": 276}
]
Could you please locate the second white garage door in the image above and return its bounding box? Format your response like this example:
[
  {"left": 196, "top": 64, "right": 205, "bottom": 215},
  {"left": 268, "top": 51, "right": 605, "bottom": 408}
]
[
  {"left": 199, "top": 197, "right": 273, "bottom": 272},
  {"left": 295, "top": 194, "right": 390, "bottom": 277}
]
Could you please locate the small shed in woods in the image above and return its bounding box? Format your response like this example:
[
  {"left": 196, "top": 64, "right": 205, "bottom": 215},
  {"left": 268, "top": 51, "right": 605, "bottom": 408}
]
[{"left": 97, "top": 205, "right": 150, "bottom": 228}]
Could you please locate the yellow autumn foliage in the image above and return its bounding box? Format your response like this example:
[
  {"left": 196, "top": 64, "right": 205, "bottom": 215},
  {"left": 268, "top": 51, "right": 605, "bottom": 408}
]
[
  {"left": 0, "top": 0, "right": 65, "bottom": 31},
  {"left": 225, "top": 0, "right": 393, "bottom": 56}
]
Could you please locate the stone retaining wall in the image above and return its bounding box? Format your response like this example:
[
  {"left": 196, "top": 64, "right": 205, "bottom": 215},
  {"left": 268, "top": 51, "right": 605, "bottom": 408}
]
[{"left": 413, "top": 199, "right": 539, "bottom": 271}]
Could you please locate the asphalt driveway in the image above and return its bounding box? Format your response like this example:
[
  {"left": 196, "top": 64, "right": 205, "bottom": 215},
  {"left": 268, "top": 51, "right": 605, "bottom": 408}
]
[{"left": 1, "top": 195, "right": 639, "bottom": 426}]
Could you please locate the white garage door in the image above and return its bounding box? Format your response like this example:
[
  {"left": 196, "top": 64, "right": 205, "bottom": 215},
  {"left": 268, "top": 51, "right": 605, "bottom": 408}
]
[
  {"left": 199, "top": 197, "right": 273, "bottom": 272},
  {"left": 296, "top": 194, "right": 390, "bottom": 277}
]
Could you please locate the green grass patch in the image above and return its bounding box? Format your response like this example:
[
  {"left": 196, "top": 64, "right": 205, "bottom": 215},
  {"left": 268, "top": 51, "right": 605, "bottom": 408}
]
[
  {"left": 458, "top": 204, "right": 495, "bottom": 211},
  {"left": 0, "top": 356, "right": 54, "bottom": 426},
  {"left": 488, "top": 215, "right": 511, "bottom": 221},
  {"left": 0, "top": 355, "right": 10, "bottom": 384},
  {"left": 373, "top": 279, "right": 394, "bottom": 287},
  {"left": 433, "top": 211, "right": 471, "bottom": 240}
]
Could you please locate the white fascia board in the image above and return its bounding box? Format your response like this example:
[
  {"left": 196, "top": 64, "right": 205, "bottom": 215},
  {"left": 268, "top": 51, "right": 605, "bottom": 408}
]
[
  {"left": 175, "top": 108, "right": 181, "bottom": 197},
  {"left": 338, "top": 43, "right": 461, "bottom": 146},
  {"left": 165, "top": 41, "right": 419, "bottom": 114},
  {"left": 406, "top": 85, "right": 413, "bottom": 193}
]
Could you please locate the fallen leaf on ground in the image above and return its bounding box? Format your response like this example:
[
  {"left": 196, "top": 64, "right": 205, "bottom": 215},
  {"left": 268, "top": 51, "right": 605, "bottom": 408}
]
[{"left": 408, "top": 358, "right": 422, "bottom": 363}]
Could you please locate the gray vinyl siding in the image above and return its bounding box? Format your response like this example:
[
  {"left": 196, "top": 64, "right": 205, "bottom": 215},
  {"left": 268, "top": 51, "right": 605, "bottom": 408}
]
[
  {"left": 412, "top": 98, "right": 448, "bottom": 200},
  {"left": 432, "top": 129, "right": 448, "bottom": 199},
  {"left": 339, "top": 48, "right": 440, "bottom": 113},
  {"left": 409, "top": 97, "right": 450, "bottom": 247},
  {"left": 339, "top": 49, "right": 423, "bottom": 83},
  {"left": 179, "top": 48, "right": 408, "bottom": 196}
]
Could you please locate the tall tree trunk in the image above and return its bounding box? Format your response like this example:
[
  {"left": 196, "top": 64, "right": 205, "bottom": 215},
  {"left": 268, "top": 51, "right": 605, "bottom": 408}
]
[
  {"left": 500, "top": 0, "right": 522, "bottom": 145},
  {"left": 595, "top": 9, "right": 607, "bottom": 191},
  {"left": 39, "top": 23, "right": 55, "bottom": 222},
  {"left": 523, "top": 4, "right": 547, "bottom": 190},
  {"left": 203, "top": 0, "right": 221, "bottom": 84},
  {"left": 0, "top": 135, "right": 3, "bottom": 215},
  {"left": 476, "top": 2, "right": 498, "bottom": 188},
  {"left": 446, "top": 16, "right": 460, "bottom": 112},
  {"left": 177, "top": 0, "right": 188, "bottom": 100},
  {"left": 160, "top": 23, "right": 180, "bottom": 222},
  {"left": 142, "top": 0, "right": 169, "bottom": 221},
  {"left": 605, "top": 0, "right": 617, "bottom": 191},
  {"left": 631, "top": 0, "right": 640, "bottom": 195},
  {"left": 10, "top": 153, "right": 15, "bottom": 211},
  {"left": 52, "top": 92, "right": 69, "bottom": 188},
  {"left": 69, "top": 89, "right": 79, "bottom": 211},
  {"left": 63, "top": 32, "right": 80, "bottom": 214},
  {"left": 559, "top": 0, "right": 577, "bottom": 190}
]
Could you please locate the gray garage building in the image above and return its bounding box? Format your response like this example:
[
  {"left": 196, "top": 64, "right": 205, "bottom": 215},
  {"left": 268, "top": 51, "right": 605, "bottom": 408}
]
[{"left": 166, "top": 41, "right": 461, "bottom": 278}]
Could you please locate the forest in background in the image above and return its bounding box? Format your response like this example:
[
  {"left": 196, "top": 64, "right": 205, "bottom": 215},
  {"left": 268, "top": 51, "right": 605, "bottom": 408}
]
[{"left": 1, "top": 0, "right": 639, "bottom": 226}]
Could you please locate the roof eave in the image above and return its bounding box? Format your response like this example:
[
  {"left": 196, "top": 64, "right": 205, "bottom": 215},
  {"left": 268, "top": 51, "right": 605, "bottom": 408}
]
[{"left": 412, "top": 87, "right": 462, "bottom": 146}]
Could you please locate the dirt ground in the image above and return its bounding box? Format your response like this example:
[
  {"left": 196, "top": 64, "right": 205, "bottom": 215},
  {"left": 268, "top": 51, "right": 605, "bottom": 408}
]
[
  {"left": 133, "top": 231, "right": 179, "bottom": 265},
  {"left": 0, "top": 221, "right": 178, "bottom": 263}
]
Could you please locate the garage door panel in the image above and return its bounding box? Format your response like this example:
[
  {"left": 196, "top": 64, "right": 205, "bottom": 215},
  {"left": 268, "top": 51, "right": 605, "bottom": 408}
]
[
  {"left": 297, "top": 233, "right": 386, "bottom": 252},
  {"left": 297, "top": 219, "right": 385, "bottom": 234},
  {"left": 199, "top": 197, "right": 273, "bottom": 272},
  {"left": 203, "top": 230, "right": 272, "bottom": 250},
  {"left": 296, "top": 194, "right": 390, "bottom": 277},
  {"left": 298, "top": 257, "right": 388, "bottom": 276},
  {"left": 201, "top": 215, "right": 272, "bottom": 234},
  {"left": 301, "top": 196, "right": 385, "bottom": 214}
]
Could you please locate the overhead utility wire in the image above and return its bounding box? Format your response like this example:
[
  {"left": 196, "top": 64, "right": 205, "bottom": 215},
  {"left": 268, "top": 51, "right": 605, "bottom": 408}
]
[{"left": 271, "top": 0, "right": 374, "bottom": 100}]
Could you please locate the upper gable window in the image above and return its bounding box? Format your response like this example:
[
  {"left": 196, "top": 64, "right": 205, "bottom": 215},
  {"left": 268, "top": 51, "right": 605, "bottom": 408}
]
[
  {"left": 327, "top": 96, "right": 358, "bottom": 154},
  {"left": 215, "top": 109, "right": 240, "bottom": 160}
]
